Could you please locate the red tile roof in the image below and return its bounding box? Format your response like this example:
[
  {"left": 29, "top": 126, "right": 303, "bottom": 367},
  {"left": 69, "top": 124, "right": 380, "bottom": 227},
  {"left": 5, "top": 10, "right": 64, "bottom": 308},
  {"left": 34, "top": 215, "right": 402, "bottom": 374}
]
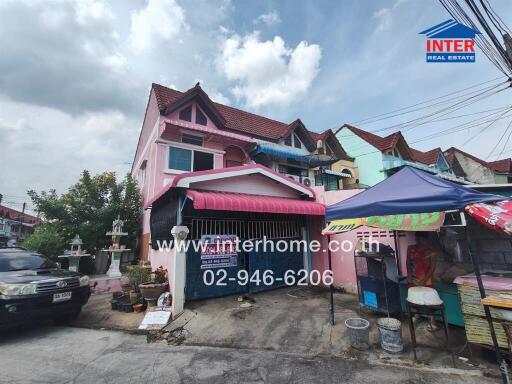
[
  {"left": 444, "top": 147, "right": 489, "bottom": 167},
  {"left": 0, "top": 205, "right": 41, "bottom": 224},
  {"left": 152, "top": 83, "right": 291, "bottom": 141},
  {"left": 444, "top": 147, "right": 512, "bottom": 174},
  {"left": 343, "top": 124, "right": 401, "bottom": 152},
  {"left": 342, "top": 124, "right": 414, "bottom": 160},
  {"left": 410, "top": 147, "right": 442, "bottom": 165},
  {"left": 487, "top": 159, "right": 512, "bottom": 173},
  {"left": 309, "top": 130, "right": 331, "bottom": 141}
]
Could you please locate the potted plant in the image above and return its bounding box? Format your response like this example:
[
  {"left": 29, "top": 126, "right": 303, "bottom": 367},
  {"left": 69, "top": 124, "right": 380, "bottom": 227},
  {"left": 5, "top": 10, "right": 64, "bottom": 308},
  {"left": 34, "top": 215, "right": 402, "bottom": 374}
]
[
  {"left": 126, "top": 265, "right": 151, "bottom": 304},
  {"left": 138, "top": 266, "right": 168, "bottom": 307}
]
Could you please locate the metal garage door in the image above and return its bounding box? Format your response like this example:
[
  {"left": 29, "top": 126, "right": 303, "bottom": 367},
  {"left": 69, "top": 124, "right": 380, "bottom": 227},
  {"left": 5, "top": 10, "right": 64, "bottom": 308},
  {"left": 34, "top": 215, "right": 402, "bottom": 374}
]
[{"left": 185, "top": 217, "right": 304, "bottom": 301}]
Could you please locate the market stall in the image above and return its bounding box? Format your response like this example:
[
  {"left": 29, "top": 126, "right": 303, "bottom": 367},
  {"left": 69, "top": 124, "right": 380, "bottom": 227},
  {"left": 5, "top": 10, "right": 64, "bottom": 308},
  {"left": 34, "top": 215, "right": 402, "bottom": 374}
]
[{"left": 323, "top": 166, "right": 511, "bottom": 382}]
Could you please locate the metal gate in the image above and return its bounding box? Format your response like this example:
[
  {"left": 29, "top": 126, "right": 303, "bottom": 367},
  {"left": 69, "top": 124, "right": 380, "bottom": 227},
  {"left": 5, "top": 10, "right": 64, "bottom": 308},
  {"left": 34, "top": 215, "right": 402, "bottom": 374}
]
[{"left": 185, "top": 217, "right": 304, "bottom": 300}]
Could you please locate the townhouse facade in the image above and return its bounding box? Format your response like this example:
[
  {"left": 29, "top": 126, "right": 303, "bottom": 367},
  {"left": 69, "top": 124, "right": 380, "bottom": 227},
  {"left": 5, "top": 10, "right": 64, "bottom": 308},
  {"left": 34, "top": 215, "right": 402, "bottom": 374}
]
[
  {"left": 336, "top": 124, "right": 466, "bottom": 186},
  {"left": 131, "top": 83, "right": 358, "bottom": 261},
  {"left": 0, "top": 205, "right": 41, "bottom": 247}
]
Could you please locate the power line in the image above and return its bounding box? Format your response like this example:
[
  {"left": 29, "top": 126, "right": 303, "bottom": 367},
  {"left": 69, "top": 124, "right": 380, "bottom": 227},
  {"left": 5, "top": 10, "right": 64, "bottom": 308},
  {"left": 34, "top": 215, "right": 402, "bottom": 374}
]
[
  {"left": 486, "top": 117, "right": 512, "bottom": 159},
  {"left": 440, "top": 0, "right": 512, "bottom": 74},
  {"left": 462, "top": 108, "right": 512, "bottom": 146},
  {"left": 343, "top": 107, "right": 512, "bottom": 158},
  {"left": 338, "top": 84, "right": 511, "bottom": 153},
  {"left": 351, "top": 76, "right": 506, "bottom": 125},
  {"left": 494, "top": 119, "right": 512, "bottom": 160},
  {"left": 482, "top": 0, "right": 512, "bottom": 34}
]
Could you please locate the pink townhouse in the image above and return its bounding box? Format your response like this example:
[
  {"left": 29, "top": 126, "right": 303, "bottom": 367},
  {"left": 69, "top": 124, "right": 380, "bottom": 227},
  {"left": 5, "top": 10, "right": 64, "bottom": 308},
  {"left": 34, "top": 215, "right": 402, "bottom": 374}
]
[{"left": 131, "top": 82, "right": 357, "bottom": 314}]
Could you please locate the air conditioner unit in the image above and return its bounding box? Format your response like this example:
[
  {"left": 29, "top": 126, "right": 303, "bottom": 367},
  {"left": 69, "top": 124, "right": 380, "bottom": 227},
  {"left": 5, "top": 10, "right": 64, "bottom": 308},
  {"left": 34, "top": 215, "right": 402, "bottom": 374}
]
[
  {"left": 286, "top": 174, "right": 300, "bottom": 182},
  {"left": 301, "top": 177, "right": 313, "bottom": 187}
]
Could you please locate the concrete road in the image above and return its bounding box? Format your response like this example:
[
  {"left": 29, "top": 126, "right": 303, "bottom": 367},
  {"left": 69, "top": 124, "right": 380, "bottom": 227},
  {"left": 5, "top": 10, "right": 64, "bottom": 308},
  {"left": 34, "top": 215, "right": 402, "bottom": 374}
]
[{"left": 0, "top": 326, "right": 497, "bottom": 384}]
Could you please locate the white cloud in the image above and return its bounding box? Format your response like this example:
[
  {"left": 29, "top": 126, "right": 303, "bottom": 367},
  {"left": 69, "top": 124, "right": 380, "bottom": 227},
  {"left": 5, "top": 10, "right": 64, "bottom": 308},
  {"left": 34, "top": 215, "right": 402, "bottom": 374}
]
[
  {"left": 129, "top": 0, "right": 188, "bottom": 51},
  {"left": 218, "top": 32, "right": 321, "bottom": 109},
  {"left": 373, "top": 0, "right": 407, "bottom": 32},
  {"left": 0, "top": 98, "right": 139, "bottom": 198},
  {"left": 74, "top": 0, "right": 113, "bottom": 24},
  {"left": 210, "top": 91, "right": 230, "bottom": 105},
  {"left": 254, "top": 10, "right": 281, "bottom": 26}
]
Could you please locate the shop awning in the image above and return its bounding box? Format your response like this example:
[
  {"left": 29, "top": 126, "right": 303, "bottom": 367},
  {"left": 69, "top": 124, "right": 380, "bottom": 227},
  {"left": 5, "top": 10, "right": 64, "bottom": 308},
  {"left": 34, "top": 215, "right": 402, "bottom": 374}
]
[
  {"left": 326, "top": 166, "right": 505, "bottom": 221},
  {"left": 185, "top": 190, "right": 325, "bottom": 216},
  {"left": 323, "top": 169, "right": 352, "bottom": 178}
]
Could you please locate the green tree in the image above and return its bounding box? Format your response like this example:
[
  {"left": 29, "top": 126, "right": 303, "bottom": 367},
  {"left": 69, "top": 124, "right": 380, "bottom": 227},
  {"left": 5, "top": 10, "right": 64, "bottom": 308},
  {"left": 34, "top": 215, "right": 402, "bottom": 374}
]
[
  {"left": 28, "top": 171, "right": 143, "bottom": 256},
  {"left": 22, "top": 223, "right": 68, "bottom": 259}
]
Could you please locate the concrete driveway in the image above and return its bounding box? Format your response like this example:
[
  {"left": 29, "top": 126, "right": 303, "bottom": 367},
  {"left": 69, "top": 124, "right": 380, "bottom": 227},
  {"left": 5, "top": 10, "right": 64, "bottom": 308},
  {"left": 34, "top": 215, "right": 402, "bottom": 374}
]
[
  {"left": 169, "top": 287, "right": 353, "bottom": 355},
  {"left": 0, "top": 326, "right": 496, "bottom": 384},
  {"left": 167, "top": 287, "right": 473, "bottom": 367}
]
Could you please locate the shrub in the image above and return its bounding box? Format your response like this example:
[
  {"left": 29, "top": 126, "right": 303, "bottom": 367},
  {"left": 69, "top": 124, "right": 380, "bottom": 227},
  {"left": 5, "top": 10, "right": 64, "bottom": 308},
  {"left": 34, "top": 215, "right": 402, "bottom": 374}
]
[{"left": 126, "top": 265, "right": 151, "bottom": 292}]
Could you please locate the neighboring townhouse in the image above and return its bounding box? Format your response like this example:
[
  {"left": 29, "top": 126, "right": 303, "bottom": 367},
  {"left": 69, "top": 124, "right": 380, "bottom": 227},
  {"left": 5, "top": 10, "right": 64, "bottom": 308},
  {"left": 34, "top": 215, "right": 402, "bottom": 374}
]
[
  {"left": 309, "top": 129, "right": 358, "bottom": 190},
  {"left": 487, "top": 158, "right": 512, "bottom": 183},
  {"left": 131, "top": 82, "right": 357, "bottom": 262},
  {"left": 444, "top": 147, "right": 512, "bottom": 184},
  {"left": 336, "top": 124, "right": 464, "bottom": 186},
  {"left": 0, "top": 205, "right": 42, "bottom": 247}
]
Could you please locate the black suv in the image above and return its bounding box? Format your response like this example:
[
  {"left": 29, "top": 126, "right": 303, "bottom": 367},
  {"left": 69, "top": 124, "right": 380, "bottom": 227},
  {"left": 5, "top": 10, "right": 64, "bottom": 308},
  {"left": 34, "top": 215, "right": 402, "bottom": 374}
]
[{"left": 0, "top": 248, "right": 91, "bottom": 329}]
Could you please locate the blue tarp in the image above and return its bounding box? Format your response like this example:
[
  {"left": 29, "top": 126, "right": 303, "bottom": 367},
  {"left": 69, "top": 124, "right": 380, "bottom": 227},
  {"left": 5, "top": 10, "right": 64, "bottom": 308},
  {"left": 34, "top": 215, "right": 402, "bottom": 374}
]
[
  {"left": 251, "top": 142, "right": 335, "bottom": 167},
  {"left": 326, "top": 167, "right": 505, "bottom": 221}
]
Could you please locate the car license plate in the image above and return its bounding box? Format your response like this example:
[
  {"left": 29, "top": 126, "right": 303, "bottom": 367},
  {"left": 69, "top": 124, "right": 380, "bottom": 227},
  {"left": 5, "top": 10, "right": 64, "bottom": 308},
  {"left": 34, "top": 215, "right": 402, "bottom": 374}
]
[{"left": 53, "top": 291, "right": 72, "bottom": 303}]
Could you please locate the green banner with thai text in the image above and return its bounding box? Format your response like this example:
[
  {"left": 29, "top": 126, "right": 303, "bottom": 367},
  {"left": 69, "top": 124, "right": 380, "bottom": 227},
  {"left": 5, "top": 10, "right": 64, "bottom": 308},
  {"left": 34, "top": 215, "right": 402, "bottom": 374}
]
[{"left": 322, "top": 212, "right": 445, "bottom": 235}]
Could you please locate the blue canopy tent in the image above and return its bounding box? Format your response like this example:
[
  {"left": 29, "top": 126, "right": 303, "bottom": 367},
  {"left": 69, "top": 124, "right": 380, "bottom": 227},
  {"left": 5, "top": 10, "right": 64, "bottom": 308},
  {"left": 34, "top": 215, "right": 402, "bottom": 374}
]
[
  {"left": 326, "top": 166, "right": 504, "bottom": 221},
  {"left": 325, "top": 167, "right": 508, "bottom": 377}
]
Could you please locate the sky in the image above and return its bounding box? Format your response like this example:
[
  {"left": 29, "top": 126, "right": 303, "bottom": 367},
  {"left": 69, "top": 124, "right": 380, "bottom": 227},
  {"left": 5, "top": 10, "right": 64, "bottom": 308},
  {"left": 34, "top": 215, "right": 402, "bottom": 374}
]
[{"left": 1, "top": 0, "right": 512, "bottom": 212}]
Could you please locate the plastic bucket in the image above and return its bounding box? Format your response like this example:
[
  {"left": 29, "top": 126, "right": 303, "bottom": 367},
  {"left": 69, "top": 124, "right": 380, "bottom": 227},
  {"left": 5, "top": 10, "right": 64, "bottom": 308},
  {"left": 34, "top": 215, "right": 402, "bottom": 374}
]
[
  {"left": 377, "top": 317, "right": 403, "bottom": 353},
  {"left": 345, "top": 317, "right": 370, "bottom": 350}
]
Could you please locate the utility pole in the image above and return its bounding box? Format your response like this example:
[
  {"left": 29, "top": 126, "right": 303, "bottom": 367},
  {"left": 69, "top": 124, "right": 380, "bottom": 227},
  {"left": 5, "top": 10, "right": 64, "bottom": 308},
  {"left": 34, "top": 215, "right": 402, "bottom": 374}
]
[{"left": 17, "top": 202, "right": 26, "bottom": 243}]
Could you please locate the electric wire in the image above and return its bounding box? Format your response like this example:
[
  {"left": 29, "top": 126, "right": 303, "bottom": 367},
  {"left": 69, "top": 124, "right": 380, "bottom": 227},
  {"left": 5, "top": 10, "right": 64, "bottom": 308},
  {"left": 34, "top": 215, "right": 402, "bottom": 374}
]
[
  {"left": 351, "top": 76, "right": 506, "bottom": 125},
  {"left": 494, "top": 118, "right": 512, "bottom": 160},
  {"left": 486, "top": 117, "right": 512, "bottom": 159}
]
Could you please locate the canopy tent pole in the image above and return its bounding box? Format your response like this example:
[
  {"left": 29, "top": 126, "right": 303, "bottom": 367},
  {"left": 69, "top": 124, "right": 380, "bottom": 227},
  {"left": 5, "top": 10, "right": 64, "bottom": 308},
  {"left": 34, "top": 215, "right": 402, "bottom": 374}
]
[
  {"left": 327, "top": 234, "right": 335, "bottom": 325},
  {"left": 393, "top": 230, "right": 402, "bottom": 276},
  {"left": 465, "top": 227, "right": 510, "bottom": 384}
]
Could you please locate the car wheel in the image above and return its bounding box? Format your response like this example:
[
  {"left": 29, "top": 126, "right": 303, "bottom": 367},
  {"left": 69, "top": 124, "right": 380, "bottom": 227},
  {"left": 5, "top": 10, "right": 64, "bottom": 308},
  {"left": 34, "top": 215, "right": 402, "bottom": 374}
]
[{"left": 54, "top": 309, "right": 81, "bottom": 325}]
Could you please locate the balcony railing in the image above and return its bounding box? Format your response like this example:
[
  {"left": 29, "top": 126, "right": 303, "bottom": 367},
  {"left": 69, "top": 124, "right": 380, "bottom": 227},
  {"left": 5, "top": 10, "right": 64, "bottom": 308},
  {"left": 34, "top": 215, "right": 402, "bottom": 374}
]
[{"left": 382, "top": 156, "right": 470, "bottom": 184}]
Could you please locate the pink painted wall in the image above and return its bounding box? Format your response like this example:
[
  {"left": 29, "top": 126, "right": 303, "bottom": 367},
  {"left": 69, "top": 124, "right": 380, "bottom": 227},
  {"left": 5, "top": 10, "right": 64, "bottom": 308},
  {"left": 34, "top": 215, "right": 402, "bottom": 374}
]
[
  {"left": 312, "top": 186, "right": 415, "bottom": 293},
  {"left": 134, "top": 93, "right": 254, "bottom": 261},
  {"left": 149, "top": 247, "right": 174, "bottom": 291}
]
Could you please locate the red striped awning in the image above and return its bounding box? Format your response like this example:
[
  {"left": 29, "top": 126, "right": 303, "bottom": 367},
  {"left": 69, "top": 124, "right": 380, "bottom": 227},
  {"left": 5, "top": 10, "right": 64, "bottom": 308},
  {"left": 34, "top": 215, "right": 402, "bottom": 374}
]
[{"left": 185, "top": 190, "right": 325, "bottom": 216}]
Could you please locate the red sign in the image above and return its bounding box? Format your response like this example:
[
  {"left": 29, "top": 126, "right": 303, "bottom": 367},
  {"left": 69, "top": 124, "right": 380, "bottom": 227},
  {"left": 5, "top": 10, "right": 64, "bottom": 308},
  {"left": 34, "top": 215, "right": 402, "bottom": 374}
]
[{"left": 465, "top": 200, "right": 512, "bottom": 236}]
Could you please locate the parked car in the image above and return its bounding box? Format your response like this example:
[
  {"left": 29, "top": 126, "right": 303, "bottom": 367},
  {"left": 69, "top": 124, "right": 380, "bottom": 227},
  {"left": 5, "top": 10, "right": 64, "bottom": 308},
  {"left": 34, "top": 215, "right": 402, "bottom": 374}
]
[{"left": 0, "top": 247, "right": 91, "bottom": 329}]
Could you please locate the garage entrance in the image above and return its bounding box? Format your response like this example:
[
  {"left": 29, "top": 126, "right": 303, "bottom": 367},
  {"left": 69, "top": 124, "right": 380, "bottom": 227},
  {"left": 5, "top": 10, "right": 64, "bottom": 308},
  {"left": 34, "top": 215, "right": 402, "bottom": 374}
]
[{"left": 184, "top": 214, "right": 305, "bottom": 301}]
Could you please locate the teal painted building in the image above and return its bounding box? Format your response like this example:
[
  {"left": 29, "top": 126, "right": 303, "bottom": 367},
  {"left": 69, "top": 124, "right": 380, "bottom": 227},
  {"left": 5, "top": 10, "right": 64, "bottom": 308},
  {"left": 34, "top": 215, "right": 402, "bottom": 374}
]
[{"left": 336, "top": 124, "right": 469, "bottom": 187}]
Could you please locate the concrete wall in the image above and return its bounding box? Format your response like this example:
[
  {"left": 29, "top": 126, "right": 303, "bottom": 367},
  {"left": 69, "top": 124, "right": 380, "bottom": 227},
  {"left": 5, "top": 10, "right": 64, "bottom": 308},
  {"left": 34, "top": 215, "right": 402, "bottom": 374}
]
[
  {"left": 453, "top": 152, "right": 495, "bottom": 184},
  {"left": 337, "top": 127, "right": 385, "bottom": 186},
  {"left": 435, "top": 217, "right": 512, "bottom": 274}
]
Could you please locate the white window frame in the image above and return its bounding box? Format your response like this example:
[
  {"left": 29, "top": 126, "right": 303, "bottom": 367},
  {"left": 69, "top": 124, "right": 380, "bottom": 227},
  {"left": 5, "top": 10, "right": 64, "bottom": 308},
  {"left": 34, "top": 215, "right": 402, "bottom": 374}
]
[
  {"left": 138, "top": 160, "right": 147, "bottom": 186},
  {"left": 163, "top": 141, "right": 221, "bottom": 174}
]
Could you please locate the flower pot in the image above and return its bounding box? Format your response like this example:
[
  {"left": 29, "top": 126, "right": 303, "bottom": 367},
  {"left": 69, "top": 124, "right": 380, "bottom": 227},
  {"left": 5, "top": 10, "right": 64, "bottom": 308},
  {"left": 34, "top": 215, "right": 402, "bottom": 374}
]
[
  {"left": 139, "top": 282, "right": 168, "bottom": 307},
  {"left": 129, "top": 291, "right": 141, "bottom": 304},
  {"left": 121, "top": 283, "right": 132, "bottom": 294},
  {"left": 133, "top": 303, "right": 144, "bottom": 313}
]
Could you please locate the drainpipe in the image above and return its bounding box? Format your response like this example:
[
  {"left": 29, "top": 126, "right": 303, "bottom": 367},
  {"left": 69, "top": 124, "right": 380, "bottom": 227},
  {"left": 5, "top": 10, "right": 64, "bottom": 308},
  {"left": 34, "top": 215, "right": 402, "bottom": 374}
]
[
  {"left": 177, "top": 193, "right": 187, "bottom": 226},
  {"left": 304, "top": 217, "right": 312, "bottom": 274}
]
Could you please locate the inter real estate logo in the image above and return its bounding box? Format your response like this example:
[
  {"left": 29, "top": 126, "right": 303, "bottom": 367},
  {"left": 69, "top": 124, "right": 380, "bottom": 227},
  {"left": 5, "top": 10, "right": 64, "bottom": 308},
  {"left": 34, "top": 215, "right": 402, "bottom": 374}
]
[{"left": 419, "top": 19, "right": 481, "bottom": 63}]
